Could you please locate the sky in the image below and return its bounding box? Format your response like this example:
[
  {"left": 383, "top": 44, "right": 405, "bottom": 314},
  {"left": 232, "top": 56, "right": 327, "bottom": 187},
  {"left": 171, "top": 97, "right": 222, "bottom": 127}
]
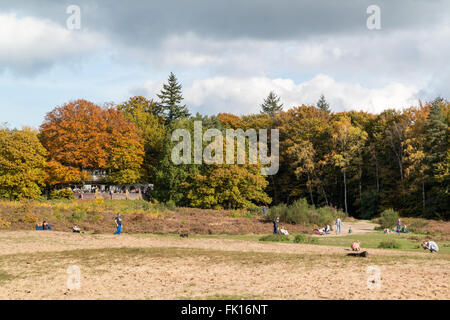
[{"left": 0, "top": 0, "right": 449, "bottom": 128}]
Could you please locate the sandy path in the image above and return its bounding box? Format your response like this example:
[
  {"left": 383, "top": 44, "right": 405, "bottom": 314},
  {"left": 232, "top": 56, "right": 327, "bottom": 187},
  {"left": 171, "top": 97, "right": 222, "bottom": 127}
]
[
  {"left": 316, "top": 219, "right": 377, "bottom": 237},
  {"left": 0, "top": 231, "right": 448, "bottom": 300}
]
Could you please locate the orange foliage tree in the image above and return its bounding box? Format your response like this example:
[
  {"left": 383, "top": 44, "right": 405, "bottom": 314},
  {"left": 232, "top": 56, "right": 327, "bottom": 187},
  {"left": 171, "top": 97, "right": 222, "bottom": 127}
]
[{"left": 40, "top": 99, "right": 144, "bottom": 187}]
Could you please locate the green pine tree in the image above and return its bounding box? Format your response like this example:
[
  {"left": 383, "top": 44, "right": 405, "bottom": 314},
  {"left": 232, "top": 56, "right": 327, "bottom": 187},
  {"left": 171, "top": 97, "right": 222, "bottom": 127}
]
[
  {"left": 157, "top": 72, "right": 190, "bottom": 125},
  {"left": 425, "top": 97, "right": 447, "bottom": 167},
  {"left": 317, "top": 94, "right": 331, "bottom": 113},
  {"left": 261, "top": 91, "right": 283, "bottom": 115},
  {"left": 424, "top": 97, "right": 449, "bottom": 218}
]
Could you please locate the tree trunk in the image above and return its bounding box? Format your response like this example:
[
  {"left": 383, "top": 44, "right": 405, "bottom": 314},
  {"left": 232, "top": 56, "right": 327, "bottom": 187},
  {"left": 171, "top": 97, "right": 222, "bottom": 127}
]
[
  {"left": 343, "top": 169, "right": 348, "bottom": 214},
  {"left": 270, "top": 175, "right": 277, "bottom": 204},
  {"left": 359, "top": 166, "right": 363, "bottom": 216},
  {"left": 307, "top": 174, "right": 314, "bottom": 206},
  {"left": 375, "top": 154, "right": 380, "bottom": 194},
  {"left": 422, "top": 181, "right": 426, "bottom": 213},
  {"left": 321, "top": 186, "right": 329, "bottom": 206}
]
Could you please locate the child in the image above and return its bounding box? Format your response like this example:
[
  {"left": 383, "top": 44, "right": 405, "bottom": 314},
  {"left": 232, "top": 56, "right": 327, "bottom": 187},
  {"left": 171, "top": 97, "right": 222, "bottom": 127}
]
[
  {"left": 348, "top": 226, "right": 353, "bottom": 234},
  {"left": 351, "top": 240, "right": 361, "bottom": 251}
]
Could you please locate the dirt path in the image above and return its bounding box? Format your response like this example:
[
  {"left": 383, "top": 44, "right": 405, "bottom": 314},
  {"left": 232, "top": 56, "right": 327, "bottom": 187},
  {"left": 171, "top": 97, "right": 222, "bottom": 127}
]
[{"left": 327, "top": 219, "right": 378, "bottom": 236}]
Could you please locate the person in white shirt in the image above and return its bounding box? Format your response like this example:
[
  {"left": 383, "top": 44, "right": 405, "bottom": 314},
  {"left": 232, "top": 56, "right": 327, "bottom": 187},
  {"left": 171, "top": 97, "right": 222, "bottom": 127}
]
[{"left": 422, "top": 241, "right": 439, "bottom": 253}]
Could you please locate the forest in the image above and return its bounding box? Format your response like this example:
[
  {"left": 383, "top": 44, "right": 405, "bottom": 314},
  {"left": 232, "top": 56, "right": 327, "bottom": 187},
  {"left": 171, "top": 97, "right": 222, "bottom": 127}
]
[{"left": 0, "top": 73, "right": 448, "bottom": 220}]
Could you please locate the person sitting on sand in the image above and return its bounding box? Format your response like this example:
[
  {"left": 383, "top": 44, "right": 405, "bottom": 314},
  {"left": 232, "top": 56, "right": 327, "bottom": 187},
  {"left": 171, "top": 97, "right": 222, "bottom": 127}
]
[
  {"left": 324, "top": 225, "right": 330, "bottom": 234},
  {"left": 421, "top": 241, "right": 439, "bottom": 253},
  {"left": 351, "top": 240, "right": 361, "bottom": 251},
  {"left": 348, "top": 226, "right": 353, "bottom": 234},
  {"left": 72, "top": 225, "right": 81, "bottom": 233},
  {"left": 42, "top": 220, "right": 52, "bottom": 231}
]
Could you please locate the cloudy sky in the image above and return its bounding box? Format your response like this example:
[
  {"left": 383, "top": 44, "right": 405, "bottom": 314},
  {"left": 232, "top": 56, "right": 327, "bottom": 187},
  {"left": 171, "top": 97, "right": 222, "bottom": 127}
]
[{"left": 1, "top": 0, "right": 449, "bottom": 128}]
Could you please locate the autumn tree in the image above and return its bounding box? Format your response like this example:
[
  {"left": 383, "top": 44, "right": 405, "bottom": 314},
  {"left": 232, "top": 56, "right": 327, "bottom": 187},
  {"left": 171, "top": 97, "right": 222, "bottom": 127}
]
[
  {"left": 105, "top": 108, "right": 145, "bottom": 184},
  {"left": 118, "top": 96, "right": 165, "bottom": 178},
  {"left": 182, "top": 164, "right": 271, "bottom": 209},
  {"left": 40, "top": 99, "right": 145, "bottom": 187},
  {"left": 0, "top": 128, "right": 46, "bottom": 199},
  {"left": 330, "top": 116, "right": 367, "bottom": 214},
  {"left": 403, "top": 105, "right": 430, "bottom": 215},
  {"left": 40, "top": 100, "right": 109, "bottom": 174}
]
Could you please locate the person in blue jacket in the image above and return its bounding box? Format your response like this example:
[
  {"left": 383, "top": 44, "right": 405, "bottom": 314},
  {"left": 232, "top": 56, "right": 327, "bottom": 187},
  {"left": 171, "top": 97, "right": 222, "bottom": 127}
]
[{"left": 114, "top": 213, "right": 122, "bottom": 235}]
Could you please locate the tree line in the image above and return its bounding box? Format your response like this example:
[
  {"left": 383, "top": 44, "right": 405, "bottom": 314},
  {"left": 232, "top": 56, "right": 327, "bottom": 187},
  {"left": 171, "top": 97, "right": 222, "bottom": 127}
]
[{"left": 0, "top": 72, "right": 448, "bottom": 219}]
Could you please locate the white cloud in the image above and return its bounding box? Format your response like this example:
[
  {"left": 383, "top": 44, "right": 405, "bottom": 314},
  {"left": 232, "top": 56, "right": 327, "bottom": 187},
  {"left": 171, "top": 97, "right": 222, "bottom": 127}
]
[
  {"left": 0, "top": 13, "right": 106, "bottom": 74},
  {"left": 141, "top": 74, "right": 419, "bottom": 115}
]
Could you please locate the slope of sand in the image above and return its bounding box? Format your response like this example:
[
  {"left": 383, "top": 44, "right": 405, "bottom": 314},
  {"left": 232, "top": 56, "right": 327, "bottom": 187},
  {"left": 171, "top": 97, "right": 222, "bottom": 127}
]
[{"left": 0, "top": 231, "right": 448, "bottom": 300}]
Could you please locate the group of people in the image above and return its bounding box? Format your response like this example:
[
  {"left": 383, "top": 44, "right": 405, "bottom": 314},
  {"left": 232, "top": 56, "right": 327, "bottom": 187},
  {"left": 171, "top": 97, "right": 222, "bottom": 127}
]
[
  {"left": 35, "top": 220, "right": 52, "bottom": 230},
  {"left": 395, "top": 219, "right": 408, "bottom": 234}
]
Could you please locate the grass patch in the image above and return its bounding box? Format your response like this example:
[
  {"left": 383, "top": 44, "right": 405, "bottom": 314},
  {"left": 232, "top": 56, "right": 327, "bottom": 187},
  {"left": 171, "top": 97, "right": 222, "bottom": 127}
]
[
  {"left": 259, "top": 234, "right": 290, "bottom": 242},
  {"left": 0, "top": 270, "right": 14, "bottom": 284},
  {"left": 293, "top": 234, "right": 318, "bottom": 244},
  {"left": 314, "top": 232, "right": 450, "bottom": 254},
  {"left": 378, "top": 239, "right": 401, "bottom": 249}
]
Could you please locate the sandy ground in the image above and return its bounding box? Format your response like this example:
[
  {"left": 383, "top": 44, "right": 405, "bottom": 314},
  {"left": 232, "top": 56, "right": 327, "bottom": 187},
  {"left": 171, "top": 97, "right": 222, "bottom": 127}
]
[{"left": 0, "top": 229, "right": 449, "bottom": 300}]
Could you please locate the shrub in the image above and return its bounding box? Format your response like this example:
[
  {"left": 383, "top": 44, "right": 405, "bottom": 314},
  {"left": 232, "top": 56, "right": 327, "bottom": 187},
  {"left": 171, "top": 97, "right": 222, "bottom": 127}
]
[
  {"left": 379, "top": 209, "right": 399, "bottom": 229},
  {"left": 165, "top": 200, "right": 176, "bottom": 210},
  {"left": 23, "top": 213, "right": 38, "bottom": 224},
  {"left": 70, "top": 207, "right": 86, "bottom": 222},
  {"left": 378, "top": 239, "right": 401, "bottom": 249},
  {"left": 50, "top": 189, "right": 74, "bottom": 200},
  {"left": 293, "top": 234, "right": 319, "bottom": 244},
  {"left": 259, "top": 234, "right": 290, "bottom": 242},
  {"left": 0, "top": 216, "right": 11, "bottom": 229},
  {"left": 267, "top": 198, "right": 346, "bottom": 226},
  {"left": 408, "top": 219, "right": 429, "bottom": 233}
]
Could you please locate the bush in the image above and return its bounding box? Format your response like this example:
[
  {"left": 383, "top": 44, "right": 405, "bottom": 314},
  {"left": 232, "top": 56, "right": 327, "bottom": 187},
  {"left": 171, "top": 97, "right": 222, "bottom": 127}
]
[
  {"left": 408, "top": 219, "right": 429, "bottom": 233},
  {"left": 267, "top": 198, "right": 346, "bottom": 226},
  {"left": 50, "top": 189, "right": 74, "bottom": 200},
  {"left": 378, "top": 239, "right": 401, "bottom": 249},
  {"left": 293, "top": 234, "right": 319, "bottom": 244},
  {"left": 259, "top": 234, "right": 290, "bottom": 242},
  {"left": 379, "top": 209, "right": 399, "bottom": 229},
  {"left": 165, "top": 200, "right": 176, "bottom": 210},
  {"left": 70, "top": 207, "right": 86, "bottom": 222},
  {"left": 23, "top": 213, "right": 38, "bottom": 224}
]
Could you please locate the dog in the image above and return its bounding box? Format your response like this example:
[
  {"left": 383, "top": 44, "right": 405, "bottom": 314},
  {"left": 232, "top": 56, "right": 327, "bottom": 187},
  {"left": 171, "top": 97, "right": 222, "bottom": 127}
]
[
  {"left": 180, "top": 233, "right": 189, "bottom": 238},
  {"left": 384, "top": 228, "right": 391, "bottom": 234}
]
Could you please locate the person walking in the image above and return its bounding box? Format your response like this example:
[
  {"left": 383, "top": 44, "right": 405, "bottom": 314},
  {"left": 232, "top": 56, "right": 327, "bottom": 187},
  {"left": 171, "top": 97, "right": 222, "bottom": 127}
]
[
  {"left": 114, "top": 213, "right": 122, "bottom": 235},
  {"left": 335, "top": 217, "right": 341, "bottom": 235}
]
